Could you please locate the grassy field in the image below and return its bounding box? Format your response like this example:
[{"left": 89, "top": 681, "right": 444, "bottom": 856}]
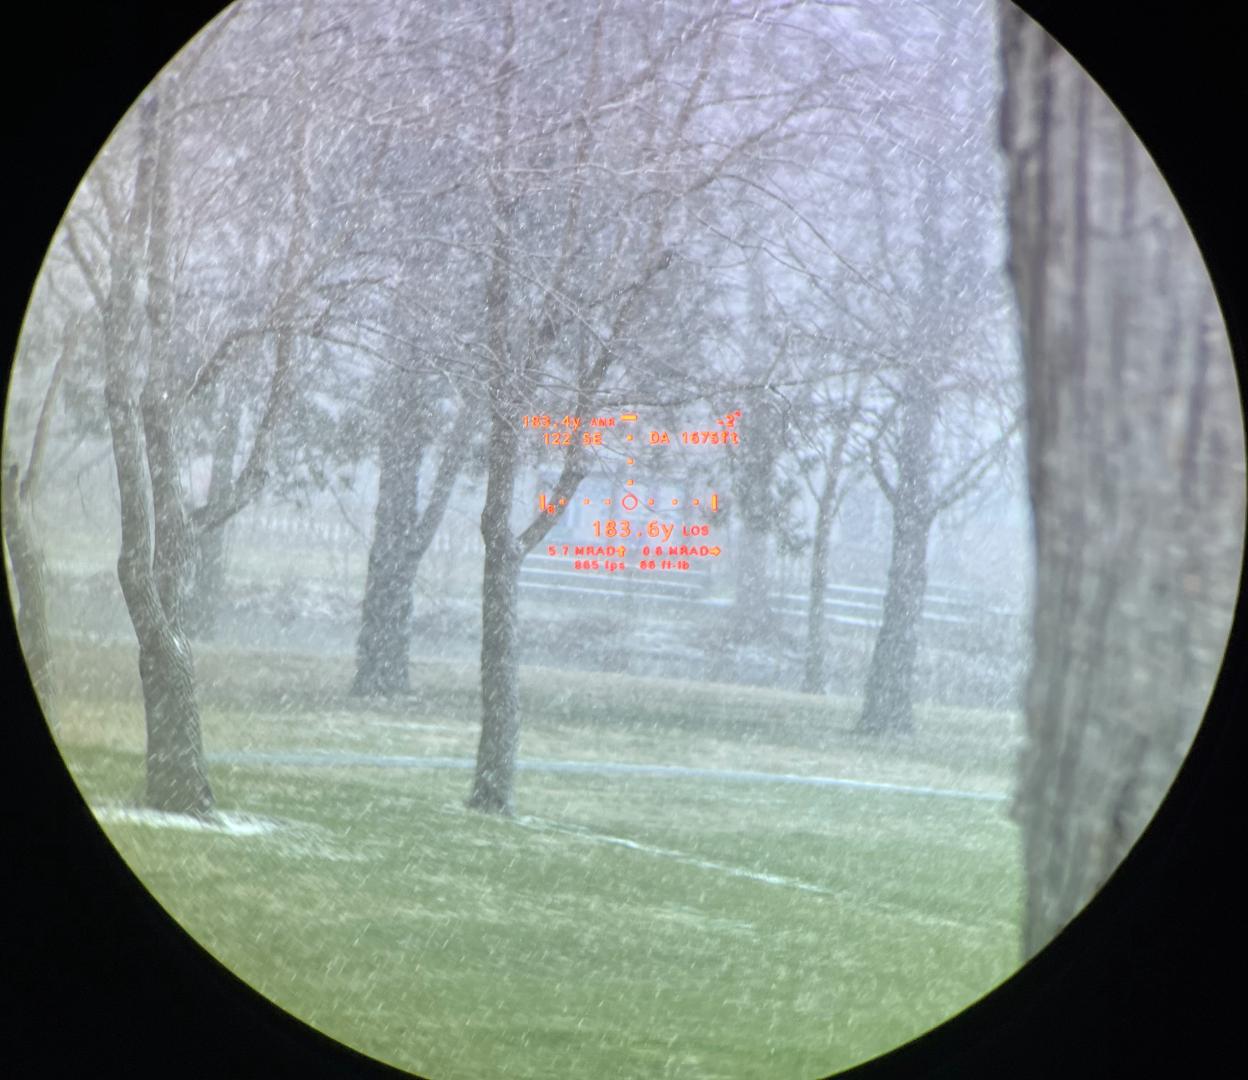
[{"left": 50, "top": 640, "right": 1023, "bottom": 1080}]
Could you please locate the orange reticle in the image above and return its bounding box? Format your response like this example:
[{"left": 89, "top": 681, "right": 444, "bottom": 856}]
[{"left": 533, "top": 408, "right": 736, "bottom": 571}]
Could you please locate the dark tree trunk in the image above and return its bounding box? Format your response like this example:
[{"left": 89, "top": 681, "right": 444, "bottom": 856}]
[
  {"left": 734, "top": 532, "right": 772, "bottom": 627},
  {"left": 467, "top": 410, "right": 523, "bottom": 815},
  {"left": 999, "top": 5, "right": 1244, "bottom": 958},
  {"left": 857, "top": 509, "right": 932, "bottom": 734},
  {"left": 3, "top": 464, "right": 54, "bottom": 708},
  {"left": 469, "top": 544, "right": 523, "bottom": 814},
  {"left": 352, "top": 373, "right": 424, "bottom": 697},
  {"left": 352, "top": 381, "right": 471, "bottom": 697},
  {"left": 466, "top": 393, "right": 585, "bottom": 814},
  {"left": 141, "top": 376, "right": 215, "bottom": 815},
  {"left": 858, "top": 368, "right": 937, "bottom": 735},
  {"left": 467, "top": 13, "right": 527, "bottom": 815},
  {"left": 137, "top": 621, "right": 212, "bottom": 813},
  {"left": 103, "top": 87, "right": 214, "bottom": 818},
  {"left": 186, "top": 390, "right": 241, "bottom": 641},
  {"left": 730, "top": 394, "right": 786, "bottom": 635},
  {"left": 188, "top": 523, "right": 228, "bottom": 640},
  {"left": 106, "top": 380, "right": 215, "bottom": 818}
]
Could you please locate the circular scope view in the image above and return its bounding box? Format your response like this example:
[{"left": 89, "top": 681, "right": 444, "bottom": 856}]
[{"left": 4, "top": 1, "right": 1243, "bottom": 1077}]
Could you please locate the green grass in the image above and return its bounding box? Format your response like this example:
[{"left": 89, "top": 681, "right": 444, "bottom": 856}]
[
  {"left": 51, "top": 641, "right": 1023, "bottom": 1080},
  {"left": 52, "top": 641, "right": 1020, "bottom": 795}
]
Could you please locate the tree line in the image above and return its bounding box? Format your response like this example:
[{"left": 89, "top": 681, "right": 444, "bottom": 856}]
[{"left": 5, "top": 0, "right": 1240, "bottom": 960}]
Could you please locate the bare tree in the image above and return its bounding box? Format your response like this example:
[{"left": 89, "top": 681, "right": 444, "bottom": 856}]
[
  {"left": 859, "top": 340, "right": 1019, "bottom": 735},
  {"left": 352, "top": 373, "right": 474, "bottom": 696},
  {"left": 723, "top": 261, "right": 797, "bottom": 638},
  {"left": 796, "top": 371, "right": 869, "bottom": 694},
  {"left": 998, "top": 3, "right": 1245, "bottom": 958},
  {"left": 100, "top": 84, "right": 214, "bottom": 815},
  {"left": 849, "top": 9, "right": 1022, "bottom": 734},
  {"left": 39, "top": 0, "right": 395, "bottom": 810},
  {"left": 120, "top": 1, "right": 415, "bottom": 644},
  {"left": 345, "top": 5, "right": 493, "bottom": 696},
  {"left": 464, "top": 0, "right": 859, "bottom": 813}
]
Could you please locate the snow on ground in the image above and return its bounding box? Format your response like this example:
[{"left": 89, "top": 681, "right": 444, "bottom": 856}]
[
  {"left": 511, "top": 812, "right": 999, "bottom": 935},
  {"left": 93, "top": 805, "right": 282, "bottom": 835},
  {"left": 90, "top": 804, "right": 367, "bottom": 862},
  {"left": 208, "top": 749, "right": 1008, "bottom": 803}
]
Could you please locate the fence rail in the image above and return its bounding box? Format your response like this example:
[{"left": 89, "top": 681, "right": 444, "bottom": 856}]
[
  {"left": 230, "top": 512, "right": 1023, "bottom": 649},
  {"left": 236, "top": 509, "right": 487, "bottom": 556},
  {"left": 517, "top": 552, "right": 1024, "bottom": 646}
]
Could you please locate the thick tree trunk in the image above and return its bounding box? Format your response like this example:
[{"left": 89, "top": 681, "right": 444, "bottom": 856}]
[
  {"left": 467, "top": 411, "right": 523, "bottom": 815},
  {"left": 467, "top": 16, "right": 525, "bottom": 813},
  {"left": 103, "top": 87, "right": 214, "bottom": 818},
  {"left": 3, "top": 464, "right": 54, "bottom": 709},
  {"left": 859, "top": 368, "right": 937, "bottom": 735},
  {"left": 999, "top": 5, "right": 1244, "bottom": 958},
  {"left": 188, "top": 523, "right": 228, "bottom": 641},
  {"left": 857, "top": 508, "right": 932, "bottom": 734},
  {"left": 107, "top": 383, "right": 215, "bottom": 818},
  {"left": 143, "top": 379, "right": 214, "bottom": 815},
  {"left": 469, "top": 544, "right": 523, "bottom": 815},
  {"left": 730, "top": 394, "right": 785, "bottom": 636},
  {"left": 734, "top": 531, "right": 772, "bottom": 627},
  {"left": 352, "top": 373, "right": 424, "bottom": 696},
  {"left": 186, "top": 392, "right": 241, "bottom": 641},
  {"left": 137, "top": 624, "right": 212, "bottom": 813}
]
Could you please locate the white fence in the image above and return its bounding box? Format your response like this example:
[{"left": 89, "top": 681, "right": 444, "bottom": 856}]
[
  {"left": 231, "top": 509, "right": 1023, "bottom": 654},
  {"left": 235, "top": 508, "right": 486, "bottom": 557},
  {"left": 517, "top": 552, "right": 1025, "bottom": 653}
]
